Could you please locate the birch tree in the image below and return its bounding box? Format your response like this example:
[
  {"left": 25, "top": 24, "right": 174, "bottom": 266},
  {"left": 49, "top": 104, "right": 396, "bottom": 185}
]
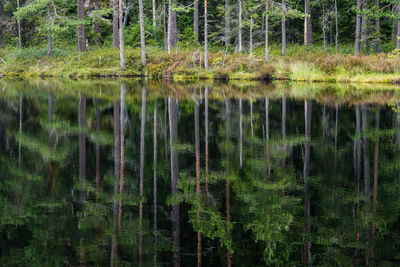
[
  {"left": 77, "top": 0, "right": 86, "bottom": 52},
  {"left": 119, "top": 0, "right": 125, "bottom": 69},
  {"left": 355, "top": 0, "right": 362, "bottom": 54},
  {"left": 204, "top": 0, "right": 208, "bottom": 68},
  {"left": 113, "top": 0, "right": 119, "bottom": 47},
  {"left": 139, "top": 0, "right": 147, "bottom": 67}
]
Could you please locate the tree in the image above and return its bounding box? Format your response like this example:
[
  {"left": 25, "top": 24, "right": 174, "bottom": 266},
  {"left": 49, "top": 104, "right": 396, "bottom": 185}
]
[
  {"left": 139, "top": 0, "right": 147, "bottom": 67},
  {"left": 77, "top": 0, "right": 86, "bottom": 52},
  {"left": 265, "top": 0, "right": 269, "bottom": 60},
  {"left": 194, "top": 0, "right": 199, "bottom": 42},
  {"left": 204, "top": 0, "right": 208, "bottom": 68},
  {"left": 93, "top": 0, "right": 100, "bottom": 46},
  {"left": 119, "top": 0, "right": 125, "bottom": 69},
  {"left": 113, "top": 0, "right": 119, "bottom": 47},
  {"left": 304, "top": 0, "right": 312, "bottom": 45},
  {"left": 238, "top": 0, "right": 243, "bottom": 52},
  {"left": 168, "top": 0, "right": 177, "bottom": 53},
  {"left": 355, "top": 0, "right": 362, "bottom": 54}
]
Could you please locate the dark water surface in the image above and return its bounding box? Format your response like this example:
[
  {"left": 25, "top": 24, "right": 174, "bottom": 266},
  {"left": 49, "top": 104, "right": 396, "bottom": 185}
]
[{"left": 0, "top": 80, "right": 400, "bottom": 266}]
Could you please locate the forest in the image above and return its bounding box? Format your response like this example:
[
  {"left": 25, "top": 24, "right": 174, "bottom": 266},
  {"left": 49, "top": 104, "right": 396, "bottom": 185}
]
[{"left": 1, "top": 0, "right": 400, "bottom": 81}]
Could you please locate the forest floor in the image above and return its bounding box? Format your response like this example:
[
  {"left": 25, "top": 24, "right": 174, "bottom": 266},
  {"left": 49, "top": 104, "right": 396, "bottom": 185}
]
[{"left": 1, "top": 46, "right": 400, "bottom": 83}]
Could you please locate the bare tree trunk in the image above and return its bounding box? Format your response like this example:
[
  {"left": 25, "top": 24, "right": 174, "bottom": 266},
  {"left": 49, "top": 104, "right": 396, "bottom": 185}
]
[
  {"left": 250, "top": 17, "right": 253, "bottom": 55},
  {"left": 47, "top": 2, "right": 53, "bottom": 57},
  {"left": 94, "top": 0, "right": 100, "bottom": 46},
  {"left": 167, "top": 0, "right": 177, "bottom": 53},
  {"left": 361, "top": 0, "right": 369, "bottom": 53},
  {"left": 77, "top": 0, "right": 86, "bottom": 52},
  {"left": 113, "top": 0, "right": 119, "bottom": 47},
  {"left": 17, "top": 0, "right": 21, "bottom": 48},
  {"left": 375, "top": 0, "right": 380, "bottom": 52},
  {"left": 238, "top": 0, "right": 242, "bottom": 52},
  {"left": 164, "top": 3, "right": 167, "bottom": 50},
  {"left": 119, "top": 0, "right": 125, "bottom": 69},
  {"left": 335, "top": 0, "right": 338, "bottom": 53},
  {"left": 304, "top": 0, "right": 312, "bottom": 45},
  {"left": 281, "top": 2, "right": 286, "bottom": 56},
  {"left": 322, "top": 6, "right": 327, "bottom": 52},
  {"left": 265, "top": 0, "right": 269, "bottom": 60},
  {"left": 355, "top": 0, "right": 362, "bottom": 54},
  {"left": 139, "top": 0, "right": 147, "bottom": 67},
  {"left": 397, "top": 3, "right": 400, "bottom": 50},
  {"left": 153, "top": 0, "right": 157, "bottom": 27},
  {"left": 204, "top": 0, "right": 208, "bottom": 68},
  {"left": 225, "top": 0, "right": 230, "bottom": 48},
  {"left": 194, "top": 0, "right": 199, "bottom": 42}
]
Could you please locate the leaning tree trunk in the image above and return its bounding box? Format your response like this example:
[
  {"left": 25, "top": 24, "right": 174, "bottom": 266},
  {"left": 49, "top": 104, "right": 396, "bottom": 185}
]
[
  {"left": 204, "top": 0, "right": 208, "bottom": 68},
  {"left": 77, "top": 0, "right": 86, "bottom": 52},
  {"left": 225, "top": 0, "right": 230, "bottom": 48},
  {"left": 113, "top": 0, "right": 119, "bottom": 47},
  {"left": 119, "top": 0, "right": 125, "bottom": 69},
  {"left": 238, "top": 0, "right": 242, "bottom": 52},
  {"left": 282, "top": 1, "right": 286, "bottom": 56},
  {"left": 355, "top": 0, "right": 362, "bottom": 54},
  {"left": 94, "top": 0, "right": 100, "bottom": 46},
  {"left": 47, "top": 2, "right": 53, "bottom": 57},
  {"left": 375, "top": 0, "right": 380, "bottom": 52},
  {"left": 17, "top": 0, "right": 21, "bottom": 48},
  {"left": 194, "top": 0, "right": 199, "bottom": 42},
  {"left": 139, "top": 0, "right": 147, "bottom": 67},
  {"left": 304, "top": 0, "right": 312, "bottom": 45},
  {"left": 335, "top": 0, "right": 338, "bottom": 53},
  {"left": 265, "top": 0, "right": 269, "bottom": 60}
]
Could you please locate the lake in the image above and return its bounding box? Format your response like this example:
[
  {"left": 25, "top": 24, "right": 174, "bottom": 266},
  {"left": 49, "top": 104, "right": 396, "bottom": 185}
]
[{"left": 0, "top": 80, "right": 399, "bottom": 266}]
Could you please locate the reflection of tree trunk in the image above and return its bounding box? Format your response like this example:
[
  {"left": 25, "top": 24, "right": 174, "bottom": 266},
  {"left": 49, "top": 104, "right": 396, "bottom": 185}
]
[
  {"left": 111, "top": 98, "right": 120, "bottom": 267},
  {"left": 195, "top": 100, "right": 202, "bottom": 267},
  {"left": 153, "top": 109, "right": 158, "bottom": 267},
  {"left": 334, "top": 105, "right": 339, "bottom": 178},
  {"left": 371, "top": 105, "right": 379, "bottom": 264},
  {"left": 118, "top": 83, "right": 125, "bottom": 230},
  {"left": 205, "top": 87, "right": 209, "bottom": 194},
  {"left": 250, "top": 100, "right": 254, "bottom": 137},
  {"left": 362, "top": 104, "right": 371, "bottom": 266},
  {"left": 265, "top": 97, "right": 271, "bottom": 180},
  {"left": 239, "top": 98, "right": 243, "bottom": 168},
  {"left": 302, "top": 99, "right": 312, "bottom": 266},
  {"left": 282, "top": 97, "right": 286, "bottom": 195},
  {"left": 139, "top": 84, "right": 147, "bottom": 267},
  {"left": 95, "top": 98, "right": 101, "bottom": 202},
  {"left": 224, "top": 94, "right": 232, "bottom": 267},
  {"left": 355, "top": 104, "right": 361, "bottom": 266},
  {"left": 169, "top": 98, "right": 180, "bottom": 267},
  {"left": 79, "top": 93, "right": 86, "bottom": 204},
  {"left": 19, "top": 96, "right": 22, "bottom": 167}
]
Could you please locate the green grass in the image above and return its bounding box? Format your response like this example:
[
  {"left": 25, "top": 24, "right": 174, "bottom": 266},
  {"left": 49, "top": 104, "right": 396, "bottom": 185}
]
[{"left": 1, "top": 44, "right": 400, "bottom": 83}]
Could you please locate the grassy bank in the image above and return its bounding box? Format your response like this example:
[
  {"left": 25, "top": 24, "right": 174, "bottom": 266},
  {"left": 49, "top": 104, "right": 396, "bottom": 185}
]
[{"left": 1, "top": 45, "right": 400, "bottom": 83}]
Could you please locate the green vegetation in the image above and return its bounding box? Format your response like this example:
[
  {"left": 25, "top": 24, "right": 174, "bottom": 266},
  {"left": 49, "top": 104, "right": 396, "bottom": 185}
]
[{"left": 1, "top": 45, "right": 400, "bottom": 83}]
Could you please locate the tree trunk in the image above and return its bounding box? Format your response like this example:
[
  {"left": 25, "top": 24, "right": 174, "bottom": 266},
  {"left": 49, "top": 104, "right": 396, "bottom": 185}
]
[
  {"left": 355, "top": 0, "right": 362, "bottom": 54},
  {"left": 281, "top": 3, "right": 286, "bottom": 56},
  {"left": 265, "top": 0, "right": 269, "bottom": 60},
  {"left": 164, "top": 3, "right": 167, "bottom": 50},
  {"left": 139, "top": 0, "right": 147, "bottom": 67},
  {"left": 397, "top": 4, "right": 400, "bottom": 50},
  {"left": 194, "top": 0, "right": 199, "bottom": 42},
  {"left": 204, "top": 0, "right": 208, "bottom": 68},
  {"left": 153, "top": 0, "right": 156, "bottom": 27},
  {"left": 225, "top": 0, "right": 230, "bottom": 48},
  {"left": 322, "top": 6, "right": 327, "bottom": 52},
  {"left": 250, "top": 17, "right": 253, "bottom": 55},
  {"left": 94, "top": 0, "right": 100, "bottom": 46},
  {"left": 375, "top": 0, "right": 380, "bottom": 53},
  {"left": 167, "top": 0, "right": 177, "bottom": 53},
  {"left": 361, "top": 0, "right": 369, "bottom": 52},
  {"left": 47, "top": 2, "right": 53, "bottom": 57},
  {"left": 238, "top": 0, "right": 242, "bottom": 52},
  {"left": 119, "top": 0, "right": 125, "bottom": 69},
  {"left": 335, "top": 0, "right": 338, "bottom": 53},
  {"left": 113, "top": 0, "right": 119, "bottom": 47},
  {"left": 17, "top": 0, "right": 21, "bottom": 48},
  {"left": 77, "top": 0, "right": 86, "bottom": 52},
  {"left": 304, "top": 0, "right": 312, "bottom": 45}
]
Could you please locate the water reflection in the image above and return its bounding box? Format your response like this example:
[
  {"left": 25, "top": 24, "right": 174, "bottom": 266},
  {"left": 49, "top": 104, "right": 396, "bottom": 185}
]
[{"left": 0, "top": 80, "right": 400, "bottom": 266}]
